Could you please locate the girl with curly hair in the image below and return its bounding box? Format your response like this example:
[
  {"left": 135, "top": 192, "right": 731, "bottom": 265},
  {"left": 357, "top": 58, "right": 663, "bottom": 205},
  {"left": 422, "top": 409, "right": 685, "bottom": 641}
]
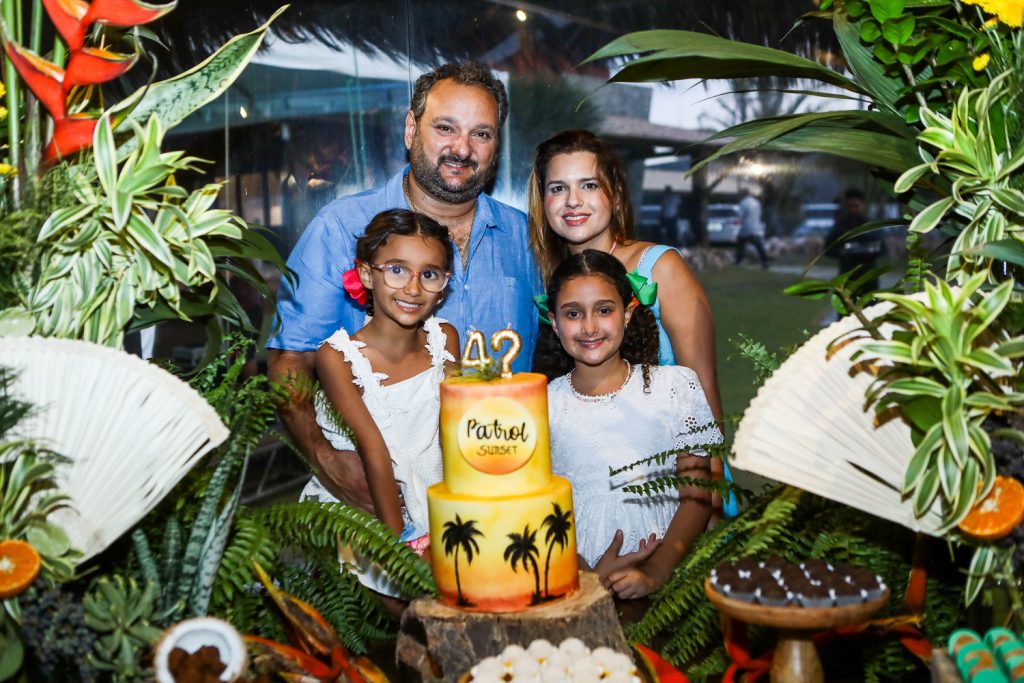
[
  {"left": 529, "top": 129, "right": 737, "bottom": 520},
  {"left": 545, "top": 250, "right": 722, "bottom": 599}
]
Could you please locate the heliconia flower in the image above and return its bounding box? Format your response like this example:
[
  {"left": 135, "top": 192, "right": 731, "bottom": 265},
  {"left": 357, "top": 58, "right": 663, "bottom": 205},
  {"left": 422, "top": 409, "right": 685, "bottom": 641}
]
[
  {"left": 973, "top": 52, "right": 991, "bottom": 70},
  {"left": 1, "top": 38, "right": 67, "bottom": 121},
  {"left": 963, "top": 0, "right": 1024, "bottom": 27},
  {"left": 85, "top": 0, "right": 177, "bottom": 28},
  {"left": 3, "top": 0, "right": 175, "bottom": 165},
  {"left": 65, "top": 46, "right": 138, "bottom": 85},
  {"left": 45, "top": 114, "right": 100, "bottom": 164},
  {"left": 41, "top": 0, "right": 89, "bottom": 51}
]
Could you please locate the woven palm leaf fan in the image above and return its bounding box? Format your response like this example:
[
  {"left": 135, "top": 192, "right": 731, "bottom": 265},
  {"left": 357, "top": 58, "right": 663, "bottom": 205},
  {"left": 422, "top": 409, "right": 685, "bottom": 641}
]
[
  {"left": 732, "top": 298, "right": 944, "bottom": 536},
  {"left": 0, "top": 336, "right": 229, "bottom": 563}
]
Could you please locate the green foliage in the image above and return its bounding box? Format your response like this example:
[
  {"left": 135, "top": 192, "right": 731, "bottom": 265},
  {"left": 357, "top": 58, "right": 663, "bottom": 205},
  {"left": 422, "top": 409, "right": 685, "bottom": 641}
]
[
  {"left": 730, "top": 333, "right": 782, "bottom": 385},
  {"left": 630, "top": 486, "right": 964, "bottom": 682},
  {"left": 273, "top": 553, "right": 397, "bottom": 655},
  {"left": 314, "top": 387, "right": 358, "bottom": 448},
  {"left": 209, "top": 514, "right": 276, "bottom": 613},
  {"left": 855, "top": 275, "right": 1024, "bottom": 531},
  {"left": 191, "top": 336, "right": 288, "bottom": 456},
  {"left": 5, "top": 115, "right": 272, "bottom": 347},
  {"left": 82, "top": 576, "right": 165, "bottom": 683},
  {"left": 249, "top": 501, "right": 436, "bottom": 599},
  {"left": 109, "top": 7, "right": 288, "bottom": 160},
  {"left": 0, "top": 367, "right": 81, "bottom": 679},
  {"left": 17, "top": 584, "right": 99, "bottom": 683}
]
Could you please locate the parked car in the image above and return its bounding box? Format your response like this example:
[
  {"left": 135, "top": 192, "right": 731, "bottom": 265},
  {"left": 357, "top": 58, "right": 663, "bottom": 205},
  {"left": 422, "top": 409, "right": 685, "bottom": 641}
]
[
  {"left": 793, "top": 203, "right": 839, "bottom": 239},
  {"left": 638, "top": 204, "right": 692, "bottom": 245},
  {"left": 706, "top": 203, "right": 742, "bottom": 245}
]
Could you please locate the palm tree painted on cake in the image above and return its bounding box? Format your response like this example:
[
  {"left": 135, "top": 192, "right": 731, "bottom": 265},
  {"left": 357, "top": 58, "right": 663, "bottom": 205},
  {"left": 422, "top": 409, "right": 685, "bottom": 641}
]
[
  {"left": 441, "top": 515, "right": 483, "bottom": 607},
  {"left": 504, "top": 524, "right": 542, "bottom": 605},
  {"left": 541, "top": 503, "right": 573, "bottom": 598}
]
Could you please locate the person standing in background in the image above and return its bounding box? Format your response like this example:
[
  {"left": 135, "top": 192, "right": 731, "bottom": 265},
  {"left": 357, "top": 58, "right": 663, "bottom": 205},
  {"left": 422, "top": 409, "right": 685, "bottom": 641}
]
[
  {"left": 659, "top": 185, "right": 681, "bottom": 246},
  {"left": 735, "top": 188, "right": 769, "bottom": 269},
  {"left": 826, "top": 188, "right": 883, "bottom": 292}
]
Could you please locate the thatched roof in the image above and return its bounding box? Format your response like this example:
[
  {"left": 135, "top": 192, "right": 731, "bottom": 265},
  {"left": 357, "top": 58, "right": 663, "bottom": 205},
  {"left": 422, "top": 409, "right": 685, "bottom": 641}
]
[{"left": 153, "top": 1, "right": 839, "bottom": 77}]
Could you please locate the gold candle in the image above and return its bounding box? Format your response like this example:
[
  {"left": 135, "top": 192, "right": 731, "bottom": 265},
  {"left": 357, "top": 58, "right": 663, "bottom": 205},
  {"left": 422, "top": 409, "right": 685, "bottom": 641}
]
[
  {"left": 490, "top": 329, "right": 522, "bottom": 379},
  {"left": 461, "top": 330, "right": 490, "bottom": 372}
]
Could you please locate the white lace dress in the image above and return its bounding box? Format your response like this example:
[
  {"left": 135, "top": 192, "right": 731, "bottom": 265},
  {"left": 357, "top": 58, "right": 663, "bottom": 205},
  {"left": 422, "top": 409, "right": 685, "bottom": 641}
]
[
  {"left": 301, "top": 316, "right": 451, "bottom": 593},
  {"left": 548, "top": 364, "right": 723, "bottom": 568}
]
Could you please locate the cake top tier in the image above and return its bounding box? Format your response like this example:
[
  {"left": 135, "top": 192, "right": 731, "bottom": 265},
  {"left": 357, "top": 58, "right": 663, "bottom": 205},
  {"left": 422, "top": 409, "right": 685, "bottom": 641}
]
[{"left": 439, "top": 372, "right": 551, "bottom": 496}]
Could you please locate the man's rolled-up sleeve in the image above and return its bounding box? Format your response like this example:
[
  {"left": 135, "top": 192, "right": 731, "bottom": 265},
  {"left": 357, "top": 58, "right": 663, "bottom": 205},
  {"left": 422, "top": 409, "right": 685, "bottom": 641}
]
[{"left": 268, "top": 212, "right": 359, "bottom": 352}]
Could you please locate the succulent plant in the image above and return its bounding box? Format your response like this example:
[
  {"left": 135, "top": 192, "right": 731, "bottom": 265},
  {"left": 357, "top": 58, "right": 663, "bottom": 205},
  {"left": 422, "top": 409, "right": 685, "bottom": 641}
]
[{"left": 82, "top": 575, "right": 166, "bottom": 683}]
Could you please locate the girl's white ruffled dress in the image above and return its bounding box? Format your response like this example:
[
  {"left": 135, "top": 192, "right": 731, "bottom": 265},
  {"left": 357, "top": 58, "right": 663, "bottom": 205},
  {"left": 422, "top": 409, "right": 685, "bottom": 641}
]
[
  {"left": 301, "top": 316, "right": 452, "bottom": 594},
  {"left": 548, "top": 364, "right": 723, "bottom": 568}
]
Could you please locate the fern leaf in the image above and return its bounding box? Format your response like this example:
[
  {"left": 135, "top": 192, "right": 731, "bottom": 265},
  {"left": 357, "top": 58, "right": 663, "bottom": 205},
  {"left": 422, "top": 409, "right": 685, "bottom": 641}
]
[
  {"left": 211, "top": 513, "right": 277, "bottom": 612},
  {"left": 252, "top": 501, "right": 436, "bottom": 598}
]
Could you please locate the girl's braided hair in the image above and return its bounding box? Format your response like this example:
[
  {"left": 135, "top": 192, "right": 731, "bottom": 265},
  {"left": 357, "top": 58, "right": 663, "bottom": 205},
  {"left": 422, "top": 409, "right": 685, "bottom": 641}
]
[
  {"left": 539, "top": 249, "right": 659, "bottom": 390},
  {"left": 355, "top": 208, "right": 453, "bottom": 316}
]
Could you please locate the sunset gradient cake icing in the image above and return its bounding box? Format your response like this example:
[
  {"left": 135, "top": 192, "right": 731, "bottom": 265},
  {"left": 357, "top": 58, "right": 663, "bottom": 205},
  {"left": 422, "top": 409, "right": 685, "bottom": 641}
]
[{"left": 427, "top": 372, "right": 579, "bottom": 612}]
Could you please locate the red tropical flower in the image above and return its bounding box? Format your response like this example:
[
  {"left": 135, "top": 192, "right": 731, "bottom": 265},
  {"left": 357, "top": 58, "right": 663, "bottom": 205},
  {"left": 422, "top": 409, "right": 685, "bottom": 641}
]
[{"left": 2, "top": 0, "right": 177, "bottom": 163}]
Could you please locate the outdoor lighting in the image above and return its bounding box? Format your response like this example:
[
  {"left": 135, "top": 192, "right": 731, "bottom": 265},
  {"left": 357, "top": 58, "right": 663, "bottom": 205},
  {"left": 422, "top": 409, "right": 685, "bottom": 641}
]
[
  {"left": 516, "top": 9, "right": 528, "bottom": 21},
  {"left": 239, "top": 105, "right": 248, "bottom": 119},
  {"left": 746, "top": 161, "right": 767, "bottom": 177}
]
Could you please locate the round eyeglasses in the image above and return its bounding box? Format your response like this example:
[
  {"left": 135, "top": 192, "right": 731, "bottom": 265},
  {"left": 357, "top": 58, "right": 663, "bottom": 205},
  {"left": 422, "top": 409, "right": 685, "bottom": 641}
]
[{"left": 364, "top": 262, "right": 451, "bottom": 293}]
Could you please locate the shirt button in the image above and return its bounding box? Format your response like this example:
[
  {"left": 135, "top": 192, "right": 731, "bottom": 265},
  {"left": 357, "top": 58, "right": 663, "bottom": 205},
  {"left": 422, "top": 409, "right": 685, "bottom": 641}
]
[{"left": 464, "top": 285, "right": 469, "bottom": 290}]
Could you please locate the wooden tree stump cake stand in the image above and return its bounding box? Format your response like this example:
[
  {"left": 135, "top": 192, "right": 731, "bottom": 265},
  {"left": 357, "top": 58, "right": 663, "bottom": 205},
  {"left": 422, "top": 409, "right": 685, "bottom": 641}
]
[
  {"left": 396, "top": 572, "right": 629, "bottom": 682},
  {"left": 704, "top": 579, "right": 890, "bottom": 683}
]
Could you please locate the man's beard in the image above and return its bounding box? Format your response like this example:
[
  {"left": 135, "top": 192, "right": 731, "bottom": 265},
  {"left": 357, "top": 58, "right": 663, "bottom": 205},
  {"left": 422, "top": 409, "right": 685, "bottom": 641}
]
[{"left": 409, "top": 134, "right": 497, "bottom": 205}]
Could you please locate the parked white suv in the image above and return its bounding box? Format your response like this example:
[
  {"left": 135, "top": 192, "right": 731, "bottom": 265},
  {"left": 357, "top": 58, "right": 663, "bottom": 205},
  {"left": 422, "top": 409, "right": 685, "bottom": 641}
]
[{"left": 706, "top": 204, "right": 742, "bottom": 245}]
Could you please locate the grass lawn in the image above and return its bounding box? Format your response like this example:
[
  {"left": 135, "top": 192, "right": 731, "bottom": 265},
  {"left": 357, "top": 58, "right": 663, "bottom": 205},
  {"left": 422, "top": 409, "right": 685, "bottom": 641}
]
[{"left": 697, "top": 265, "right": 832, "bottom": 423}]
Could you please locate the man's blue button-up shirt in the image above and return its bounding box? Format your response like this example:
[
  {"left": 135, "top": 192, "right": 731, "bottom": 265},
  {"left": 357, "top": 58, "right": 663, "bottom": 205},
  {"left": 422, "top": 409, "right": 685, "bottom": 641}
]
[{"left": 268, "top": 168, "right": 543, "bottom": 372}]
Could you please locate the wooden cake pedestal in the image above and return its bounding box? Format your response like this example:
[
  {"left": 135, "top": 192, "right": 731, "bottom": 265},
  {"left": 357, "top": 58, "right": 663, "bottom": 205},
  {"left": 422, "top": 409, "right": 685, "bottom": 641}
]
[
  {"left": 705, "top": 579, "right": 890, "bottom": 683},
  {"left": 396, "top": 571, "right": 629, "bottom": 682}
]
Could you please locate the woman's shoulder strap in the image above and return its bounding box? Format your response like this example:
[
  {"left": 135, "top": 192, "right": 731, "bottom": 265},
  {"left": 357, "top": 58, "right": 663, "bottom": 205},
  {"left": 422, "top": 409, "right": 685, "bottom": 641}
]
[
  {"left": 635, "top": 244, "right": 678, "bottom": 280},
  {"left": 423, "top": 317, "right": 456, "bottom": 368},
  {"left": 322, "top": 327, "right": 387, "bottom": 392}
]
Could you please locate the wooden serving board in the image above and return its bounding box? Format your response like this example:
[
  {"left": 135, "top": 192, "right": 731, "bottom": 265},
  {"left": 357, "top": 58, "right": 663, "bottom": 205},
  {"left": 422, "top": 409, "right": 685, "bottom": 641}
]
[{"left": 704, "top": 578, "right": 890, "bottom": 630}]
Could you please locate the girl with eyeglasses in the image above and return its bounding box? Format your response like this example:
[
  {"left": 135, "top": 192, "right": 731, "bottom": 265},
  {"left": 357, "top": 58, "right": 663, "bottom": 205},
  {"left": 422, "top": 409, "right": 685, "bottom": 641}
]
[{"left": 302, "top": 208, "right": 459, "bottom": 596}]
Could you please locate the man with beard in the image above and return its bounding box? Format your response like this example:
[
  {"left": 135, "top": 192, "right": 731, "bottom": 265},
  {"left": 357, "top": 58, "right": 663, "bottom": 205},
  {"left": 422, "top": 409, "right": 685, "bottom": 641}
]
[{"left": 268, "top": 62, "right": 541, "bottom": 510}]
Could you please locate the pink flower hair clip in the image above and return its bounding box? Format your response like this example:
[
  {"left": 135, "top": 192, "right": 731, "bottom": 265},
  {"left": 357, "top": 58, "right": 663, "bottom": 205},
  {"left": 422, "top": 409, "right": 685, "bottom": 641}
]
[{"left": 342, "top": 265, "right": 367, "bottom": 306}]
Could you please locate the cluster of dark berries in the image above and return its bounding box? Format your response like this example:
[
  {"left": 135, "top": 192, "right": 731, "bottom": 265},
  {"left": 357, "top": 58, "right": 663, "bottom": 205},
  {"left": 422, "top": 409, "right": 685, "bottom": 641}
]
[
  {"left": 18, "top": 585, "right": 98, "bottom": 683},
  {"left": 983, "top": 415, "right": 1024, "bottom": 483}
]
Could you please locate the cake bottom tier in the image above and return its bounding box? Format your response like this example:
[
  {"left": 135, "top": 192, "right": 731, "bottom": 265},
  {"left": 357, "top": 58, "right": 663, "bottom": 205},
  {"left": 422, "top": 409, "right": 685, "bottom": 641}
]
[{"left": 428, "top": 475, "right": 579, "bottom": 612}]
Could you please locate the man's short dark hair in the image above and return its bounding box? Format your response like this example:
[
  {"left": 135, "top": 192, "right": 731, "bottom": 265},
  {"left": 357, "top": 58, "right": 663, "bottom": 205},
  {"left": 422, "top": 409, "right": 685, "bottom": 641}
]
[
  {"left": 410, "top": 62, "right": 509, "bottom": 130},
  {"left": 844, "top": 188, "right": 866, "bottom": 202}
]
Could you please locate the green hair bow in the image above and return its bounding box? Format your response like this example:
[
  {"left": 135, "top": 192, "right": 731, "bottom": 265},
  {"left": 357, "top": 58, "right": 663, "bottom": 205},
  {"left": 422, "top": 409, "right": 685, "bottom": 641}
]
[{"left": 533, "top": 270, "right": 658, "bottom": 326}]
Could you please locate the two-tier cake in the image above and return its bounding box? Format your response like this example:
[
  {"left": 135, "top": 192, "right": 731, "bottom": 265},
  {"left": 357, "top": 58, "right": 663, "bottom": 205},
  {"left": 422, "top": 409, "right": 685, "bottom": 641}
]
[{"left": 427, "top": 372, "right": 579, "bottom": 612}]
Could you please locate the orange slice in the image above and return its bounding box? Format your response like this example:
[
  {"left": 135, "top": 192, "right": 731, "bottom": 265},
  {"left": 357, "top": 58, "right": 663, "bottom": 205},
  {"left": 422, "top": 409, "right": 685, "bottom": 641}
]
[
  {"left": 0, "top": 539, "right": 41, "bottom": 598},
  {"left": 958, "top": 476, "right": 1024, "bottom": 540}
]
